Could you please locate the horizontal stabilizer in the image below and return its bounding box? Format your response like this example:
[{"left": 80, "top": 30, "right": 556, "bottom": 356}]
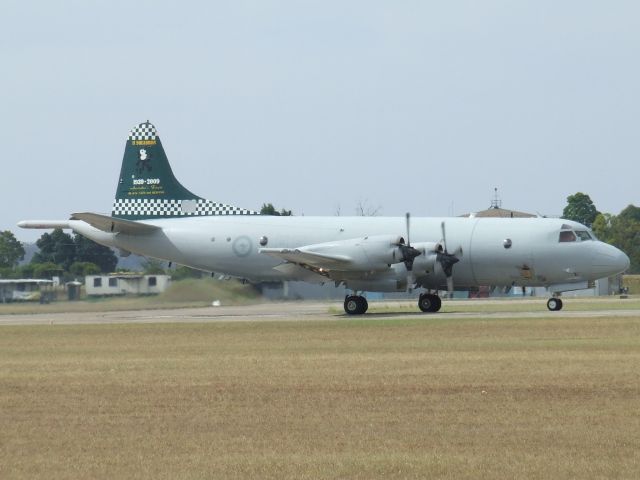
[
  {"left": 17, "top": 220, "right": 71, "bottom": 229},
  {"left": 71, "top": 212, "right": 160, "bottom": 235}
]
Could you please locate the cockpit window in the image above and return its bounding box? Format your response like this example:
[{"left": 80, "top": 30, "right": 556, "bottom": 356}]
[
  {"left": 559, "top": 230, "right": 577, "bottom": 242},
  {"left": 575, "top": 230, "right": 592, "bottom": 241}
]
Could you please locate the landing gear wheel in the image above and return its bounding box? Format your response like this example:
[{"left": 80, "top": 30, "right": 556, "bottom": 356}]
[
  {"left": 344, "top": 295, "right": 368, "bottom": 315},
  {"left": 418, "top": 293, "right": 442, "bottom": 313},
  {"left": 547, "top": 298, "right": 563, "bottom": 311},
  {"left": 358, "top": 296, "right": 368, "bottom": 314}
]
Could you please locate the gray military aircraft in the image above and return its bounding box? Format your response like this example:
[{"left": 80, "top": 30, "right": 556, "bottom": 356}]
[{"left": 19, "top": 121, "right": 630, "bottom": 314}]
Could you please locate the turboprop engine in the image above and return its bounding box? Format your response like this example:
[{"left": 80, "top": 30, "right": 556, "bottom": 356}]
[
  {"left": 410, "top": 242, "right": 443, "bottom": 275},
  {"left": 300, "top": 234, "right": 418, "bottom": 271}
]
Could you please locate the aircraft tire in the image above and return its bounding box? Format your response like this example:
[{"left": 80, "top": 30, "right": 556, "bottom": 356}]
[
  {"left": 344, "top": 295, "right": 368, "bottom": 315},
  {"left": 418, "top": 293, "right": 441, "bottom": 313},
  {"left": 547, "top": 298, "right": 563, "bottom": 311},
  {"left": 359, "top": 296, "right": 369, "bottom": 314}
]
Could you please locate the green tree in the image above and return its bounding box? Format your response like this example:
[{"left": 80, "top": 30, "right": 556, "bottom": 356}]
[
  {"left": 74, "top": 234, "right": 118, "bottom": 273},
  {"left": 32, "top": 262, "right": 64, "bottom": 279},
  {"left": 592, "top": 208, "right": 640, "bottom": 273},
  {"left": 591, "top": 213, "right": 612, "bottom": 242},
  {"left": 0, "top": 267, "right": 16, "bottom": 279},
  {"left": 32, "top": 229, "right": 76, "bottom": 271},
  {"left": 142, "top": 258, "right": 167, "bottom": 274},
  {"left": 16, "top": 263, "right": 35, "bottom": 278},
  {"left": 618, "top": 204, "right": 640, "bottom": 223},
  {"left": 32, "top": 230, "right": 118, "bottom": 274},
  {"left": 260, "top": 203, "right": 292, "bottom": 216},
  {"left": 0, "top": 230, "right": 25, "bottom": 269},
  {"left": 562, "top": 192, "right": 599, "bottom": 227},
  {"left": 69, "top": 261, "right": 101, "bottom": 277}
]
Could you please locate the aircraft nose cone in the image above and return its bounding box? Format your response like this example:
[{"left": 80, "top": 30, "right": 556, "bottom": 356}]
[
  {"left": 618, "top": 249, "right": 631, "bottom": 272},
  {"left": 592, "top": 243, "right": 630, "bottom": 277}
]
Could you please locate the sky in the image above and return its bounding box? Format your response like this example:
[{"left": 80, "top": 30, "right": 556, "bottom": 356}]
[{"left": 2, "top": 0, "right": 639, "bottom": 242}]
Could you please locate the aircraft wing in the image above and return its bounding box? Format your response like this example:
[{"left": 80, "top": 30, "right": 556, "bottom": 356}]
[
  {"left": 70, "top": 212, "right": 160, "bottom": 235},
  {"left": 260, "top": 235, "right": 411, "bottom": 277},
  {"left": 259, "top": 248, "right": 351, "bottom": 270}
]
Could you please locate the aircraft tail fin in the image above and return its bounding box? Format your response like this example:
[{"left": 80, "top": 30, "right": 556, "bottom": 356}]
[{"left": 113, "top": 121, "right": 257, "bottom": 219}]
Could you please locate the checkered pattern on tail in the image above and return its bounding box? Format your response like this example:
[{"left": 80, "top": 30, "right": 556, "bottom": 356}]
[
  {"left": 128, "top": 122, "right": 157, "bottom": 142},
  {"left": 112, "top": 198, "right": 258, "bottom": 217}
]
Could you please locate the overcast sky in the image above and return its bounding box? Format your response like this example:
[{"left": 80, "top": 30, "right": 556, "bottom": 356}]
[{"left": 2, "top": 0, "right": 639, "bottom": 241}]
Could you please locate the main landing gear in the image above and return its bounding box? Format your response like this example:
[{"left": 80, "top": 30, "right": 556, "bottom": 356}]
[
  {"left": 418, "top": 293, "right": 442, "bottom": 313},
  {"left": 546, "top": 297, "right": 563, "bottom": 311},
  {"left": 344, "top": 295, "right": 369, "bottom": 315},
  {"left": 343, "top": 293, "right": 443, "bottom": 315}
]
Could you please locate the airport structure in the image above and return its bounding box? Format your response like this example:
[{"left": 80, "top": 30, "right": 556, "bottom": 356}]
[
  {"left": 85, "top": 273, "right": 171, "bottom": 296},
  {"left": 0, "top": 279, "right": 54, "bottom": 303}
]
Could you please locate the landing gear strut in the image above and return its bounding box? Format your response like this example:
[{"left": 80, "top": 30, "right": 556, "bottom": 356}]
[
  {"left": 547, "top": 297, "right": 563, "bottom": 311},
  {"left": 418, "top": 293, "right": 442, "bottom": 313},
  {"left": 344, "top": 295, "right": 368, "bottom": 315}
]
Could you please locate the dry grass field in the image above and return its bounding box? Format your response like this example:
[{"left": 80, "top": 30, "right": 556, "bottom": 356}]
[{"left": 1, "top": 312, "right": 640, "bottom": 479}]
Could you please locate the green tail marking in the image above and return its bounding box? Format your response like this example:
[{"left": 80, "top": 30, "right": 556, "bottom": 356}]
[{"left": 112, "top": 121, "right": 257, "bottom": 220}]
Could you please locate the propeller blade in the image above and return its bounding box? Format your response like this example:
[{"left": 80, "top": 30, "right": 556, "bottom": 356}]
[
  {"left": 440, "top": 221, "right": 448, "bottom": 253},
  {"left": 436, "top": 251, "right": 459, "bottom": 277},
  {"left": 400, "top": 212, "right": 421, "bottom": 272},
  {"left": 437, "top": 221, "right": 460, "bottom": 298},
  {"left": 446, "top": 276, "right": 454, "bottom": 298},
  {"left": 407, "top": 270, "right": 415, "bottom": 293},
  {"left": 402, "top": 245, "right": 421, "bottom": 271}
]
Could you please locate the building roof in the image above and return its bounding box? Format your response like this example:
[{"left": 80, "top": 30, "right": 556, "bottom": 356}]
[
  {"left": 0, "top": 279, "right": 53, "bottom": 285},
  {"left": 461, "top": 207, "right": 536, "bottom": 218}
]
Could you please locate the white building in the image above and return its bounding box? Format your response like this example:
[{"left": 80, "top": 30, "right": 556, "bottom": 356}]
[
  {"left": 0, "top": 279, "right": 54, "bottom": 302},
  {"left": 85, "top": 274, "right": 171, "bottom": 296}
]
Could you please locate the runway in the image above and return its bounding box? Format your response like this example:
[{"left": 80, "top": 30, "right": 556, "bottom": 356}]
[{"left": 1, "top": 299, "right": 639, "bottom": 326}]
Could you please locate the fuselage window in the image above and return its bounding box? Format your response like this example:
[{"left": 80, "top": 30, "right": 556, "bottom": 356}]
[
  {"left": 575, "top": 230, "right": 592, "bottom": 241},
  {"left": 559, "top": 230, "right": 577, "bottom": 242}
]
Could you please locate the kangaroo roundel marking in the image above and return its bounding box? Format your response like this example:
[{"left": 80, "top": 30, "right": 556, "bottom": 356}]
[{"left": 232, "top": 236, "right": 253, "bottom": 257}]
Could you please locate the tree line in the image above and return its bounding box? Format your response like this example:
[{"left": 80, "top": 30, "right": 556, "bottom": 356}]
[{"left": 0, "top": 229, "right": 117, "bottom": 280}]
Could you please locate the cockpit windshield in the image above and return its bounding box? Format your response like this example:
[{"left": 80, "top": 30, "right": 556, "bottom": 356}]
[
  {"left": 575, "top": 230, "right": 593, "bottom": 241},
  {"left": 559, "top": 230, "right": 577, "bottom": 242},
  {"left": 559, "top": 227, "right": 593, "bottom": 243}
]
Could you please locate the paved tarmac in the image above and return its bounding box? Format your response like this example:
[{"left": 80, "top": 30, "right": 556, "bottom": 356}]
[{"left": 0, "top": 299, "right": 639, "bottom": 326}]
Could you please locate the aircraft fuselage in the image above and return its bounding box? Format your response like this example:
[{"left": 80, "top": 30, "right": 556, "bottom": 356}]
[{"left": 69, "top": 215, "right": 627, "bottom": 292}]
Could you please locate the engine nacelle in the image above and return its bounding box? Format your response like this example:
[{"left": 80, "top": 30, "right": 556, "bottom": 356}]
[
  {"left": 303, "top": 235, "right": 406, "bottom": 271},
  {"left": 410, "top": 242, "right": 442, "bottom": 274},
  {"left": 412, "top": 241, "right": 442, "bottom": 255}
]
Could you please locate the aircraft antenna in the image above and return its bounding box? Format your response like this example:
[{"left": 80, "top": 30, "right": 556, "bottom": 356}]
[{"left": 490, "top": 187, "right": 502, "bottom": 209}]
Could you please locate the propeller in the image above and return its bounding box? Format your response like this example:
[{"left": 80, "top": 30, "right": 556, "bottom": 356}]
[
  {"left": 437, "top": 221, "right": 461, "bottom": 297},
  {"left": 398, "top": 213, "right": 421, "bottom": 290}
]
